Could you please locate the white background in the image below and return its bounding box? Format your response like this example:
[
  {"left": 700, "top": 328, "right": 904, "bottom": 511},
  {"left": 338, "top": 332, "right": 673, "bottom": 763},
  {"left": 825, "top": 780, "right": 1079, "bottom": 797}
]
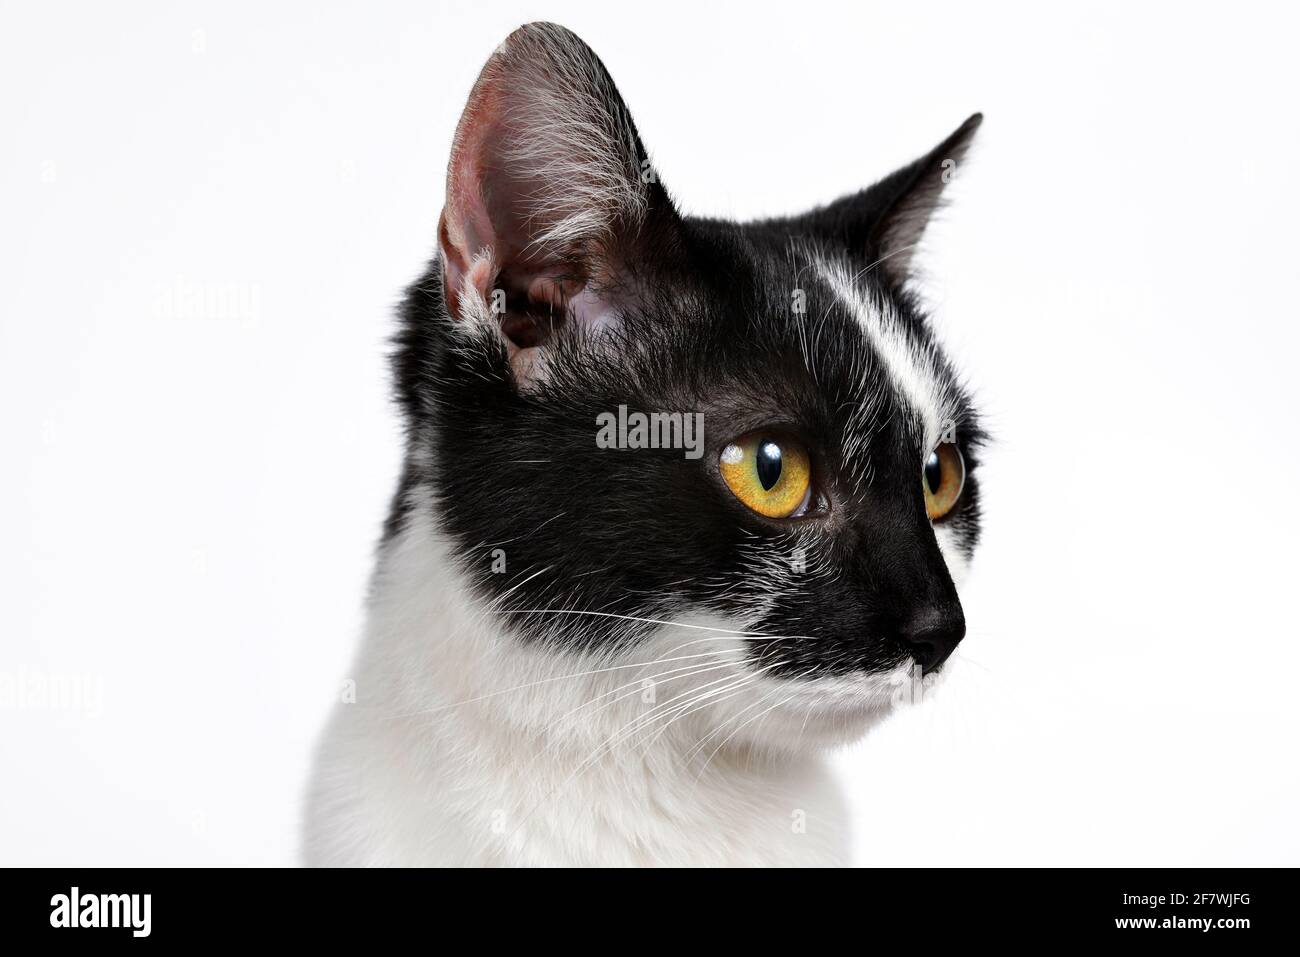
[{"left": 3, "top": 1, "right": 1298, "bottom": 866}]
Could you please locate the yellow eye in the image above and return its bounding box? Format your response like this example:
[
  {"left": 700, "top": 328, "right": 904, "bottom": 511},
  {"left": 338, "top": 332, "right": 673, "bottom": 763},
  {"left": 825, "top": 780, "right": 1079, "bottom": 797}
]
[
  {"left": 923, "top": 443, "right": 966, "bottom": 520},
  {"left": 719, "top": 433, "right": 812, "bottom": 519}
]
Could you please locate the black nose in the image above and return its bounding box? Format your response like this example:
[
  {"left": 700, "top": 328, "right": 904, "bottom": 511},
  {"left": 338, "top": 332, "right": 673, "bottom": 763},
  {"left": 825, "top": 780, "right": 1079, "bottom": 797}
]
[{"left": 899, "top": 604, "right": 965, "bottom": 675}]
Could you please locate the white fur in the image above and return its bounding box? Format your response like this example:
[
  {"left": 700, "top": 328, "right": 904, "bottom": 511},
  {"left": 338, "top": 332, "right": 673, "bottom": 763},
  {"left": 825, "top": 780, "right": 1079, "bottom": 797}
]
[
  {"left": 813, "top": 256, "right": 959, "bottom": 457},
  {"left": 303, "top": 491, "right": 918, "bottom": 867}
]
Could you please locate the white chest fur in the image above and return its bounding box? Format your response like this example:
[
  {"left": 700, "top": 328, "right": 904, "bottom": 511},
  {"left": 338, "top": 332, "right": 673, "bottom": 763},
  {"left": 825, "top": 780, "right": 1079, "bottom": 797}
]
[{"left": 302, "top": 510, "right": 858, "bottom": 867}]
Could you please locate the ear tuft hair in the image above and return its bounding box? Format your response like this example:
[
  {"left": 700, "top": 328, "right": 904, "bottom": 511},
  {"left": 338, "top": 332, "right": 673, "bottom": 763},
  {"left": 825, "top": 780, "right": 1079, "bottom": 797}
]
[
  {"left": 438, "top": 23, "right": 672, "bottom": 387},
  {"left": 483, "top": 23, "right": 649, "bottom": 250},
  {"left": 442, "top": 23, "right": 654, "bottom": 275}
]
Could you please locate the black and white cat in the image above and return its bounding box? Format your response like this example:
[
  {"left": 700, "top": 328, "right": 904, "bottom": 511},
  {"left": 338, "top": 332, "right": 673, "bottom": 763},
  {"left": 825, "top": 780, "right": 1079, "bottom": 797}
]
[{"left": 304, "top": 22, "right": 984, "bottom": 867}]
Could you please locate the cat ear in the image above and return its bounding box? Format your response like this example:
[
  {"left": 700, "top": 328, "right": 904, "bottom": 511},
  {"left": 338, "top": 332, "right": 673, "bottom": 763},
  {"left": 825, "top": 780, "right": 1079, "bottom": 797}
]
[
  {"left": 799, "top": 113, "right": 982, "bottom": 286},
  {"left": 438, "top": 22, "right": 676, "bottom": 385}
]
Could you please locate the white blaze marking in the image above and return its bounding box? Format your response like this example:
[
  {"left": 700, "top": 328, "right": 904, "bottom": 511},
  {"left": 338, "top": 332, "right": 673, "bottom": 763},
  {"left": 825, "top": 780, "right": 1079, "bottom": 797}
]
[{"left": 812, "top": 257, "right": 950, "bottom": 452}]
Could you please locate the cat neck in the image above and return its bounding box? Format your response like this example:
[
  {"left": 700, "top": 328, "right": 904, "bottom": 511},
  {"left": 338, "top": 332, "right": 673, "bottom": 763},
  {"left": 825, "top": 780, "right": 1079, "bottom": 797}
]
[
  {"left": 333, "top": 499, "right": 848, "bottom": 865},
  {"left": 365, "top": 501, "right": 789, "bottom": 763}
]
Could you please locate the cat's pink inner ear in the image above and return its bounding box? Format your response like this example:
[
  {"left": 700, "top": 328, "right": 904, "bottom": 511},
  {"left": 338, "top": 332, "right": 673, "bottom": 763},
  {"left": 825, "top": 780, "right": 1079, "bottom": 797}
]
[
  {"left": 434, "top": 23, "right": 681, "bottom": 385},
  {"left": 438, "top": 81, "right": 510, "bottom": 323},
  {"left": 439, "top": 86, "right": 539, "bottom": 335},
  {"left": 437, "top": 210, "right": 478, "bottom": 322}
]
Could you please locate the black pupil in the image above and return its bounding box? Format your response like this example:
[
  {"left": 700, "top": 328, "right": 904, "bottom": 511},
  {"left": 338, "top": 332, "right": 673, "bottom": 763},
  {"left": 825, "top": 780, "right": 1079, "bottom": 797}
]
[
  {"left": 756, "top": 440, "right": 783, "bottom": 491},
  {"left": 924, "top": 451, "right": 942, "bottom": 495}
]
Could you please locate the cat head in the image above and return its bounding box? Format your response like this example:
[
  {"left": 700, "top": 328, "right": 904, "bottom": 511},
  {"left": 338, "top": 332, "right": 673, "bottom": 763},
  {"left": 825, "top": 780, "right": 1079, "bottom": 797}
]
[{"left": 393, "top": 23, "right": 984, "bottom": 746}]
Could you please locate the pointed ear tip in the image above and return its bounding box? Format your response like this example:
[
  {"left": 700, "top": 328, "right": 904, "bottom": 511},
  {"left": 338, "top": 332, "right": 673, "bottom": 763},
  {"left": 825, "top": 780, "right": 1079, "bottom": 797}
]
[
  {"left": 512, "top": 20, "right": 573, "bottom": 34},
  {"left": 938, "top": 113, "right": 982, "bottom": 157},
  {"left": 503, "top": 21, "right": 586, "bottom": 52},
  {"left": 487, "top": 22, "right": 600, "bottom": 79}
]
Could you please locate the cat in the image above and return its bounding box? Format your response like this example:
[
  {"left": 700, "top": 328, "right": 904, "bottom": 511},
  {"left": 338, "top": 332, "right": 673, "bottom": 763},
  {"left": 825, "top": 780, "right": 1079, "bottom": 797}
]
[{"left": 303, "top": 21, "right": 984, "bottom": 867}]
